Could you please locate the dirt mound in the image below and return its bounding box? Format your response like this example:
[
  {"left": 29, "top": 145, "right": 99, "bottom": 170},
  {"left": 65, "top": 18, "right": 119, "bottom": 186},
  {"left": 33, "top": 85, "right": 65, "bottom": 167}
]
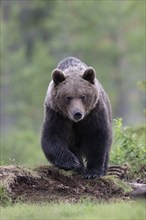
[{"left": 0, "top": 165, "right": 132, "bottom": 204}]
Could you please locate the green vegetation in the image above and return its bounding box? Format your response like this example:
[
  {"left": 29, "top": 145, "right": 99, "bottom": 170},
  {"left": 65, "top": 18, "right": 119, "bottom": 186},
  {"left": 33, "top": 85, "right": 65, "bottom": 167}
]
[
  {"left": 0, "top": 185, "right": 12, "bottom": 207},
  {"left": 111, "top": 119, "right": 146, "bottom": 179},
  {"left": 103, "top": 175, "right": 132, "bottom": 194},
  {"left": 1, "top": 201, "right": 145, "bottom": 220}
]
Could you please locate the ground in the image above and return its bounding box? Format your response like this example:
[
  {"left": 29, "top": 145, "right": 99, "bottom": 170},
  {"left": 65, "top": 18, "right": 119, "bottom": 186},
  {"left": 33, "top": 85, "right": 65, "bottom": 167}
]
[{"left": 0, "top": 164, "right": 137, "bottom": 205}]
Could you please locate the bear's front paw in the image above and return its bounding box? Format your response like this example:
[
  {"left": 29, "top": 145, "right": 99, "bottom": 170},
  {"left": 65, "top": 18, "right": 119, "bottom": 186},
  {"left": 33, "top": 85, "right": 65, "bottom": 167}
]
[
  {"left": 84, "top": 169, "right": 104, "bottom": 180},
  {"left": 54, "top": 155, "right": 81, "bottom": 171}
]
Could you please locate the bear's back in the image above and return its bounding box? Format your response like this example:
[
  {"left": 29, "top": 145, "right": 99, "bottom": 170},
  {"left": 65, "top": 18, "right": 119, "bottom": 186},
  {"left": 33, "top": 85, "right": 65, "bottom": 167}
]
[{"left": 57, "top": 57, "right": 87, "bottom": 73}]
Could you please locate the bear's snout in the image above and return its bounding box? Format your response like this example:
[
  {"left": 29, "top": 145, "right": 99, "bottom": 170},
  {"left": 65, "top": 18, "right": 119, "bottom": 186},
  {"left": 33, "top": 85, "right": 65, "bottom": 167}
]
[
  {"left": 73, "top": 111, "right": 82, "bottom": 121},
  {"left": 67, "top": 99, "right": 85, "bottom": 122}
]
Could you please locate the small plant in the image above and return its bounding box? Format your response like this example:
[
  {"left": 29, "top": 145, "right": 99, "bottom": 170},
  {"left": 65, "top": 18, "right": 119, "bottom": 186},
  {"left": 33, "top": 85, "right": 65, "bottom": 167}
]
[
  {"left": 0, "top": 185, "right": 12, "bottom": 206},
  {"left": 111, "top": 118, "right": 146, "bottom": 179}
]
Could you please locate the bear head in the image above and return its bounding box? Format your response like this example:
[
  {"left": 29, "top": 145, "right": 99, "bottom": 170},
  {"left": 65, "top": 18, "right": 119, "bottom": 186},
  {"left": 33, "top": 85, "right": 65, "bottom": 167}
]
[{"left": 46, "top": 67, "right": 99, "bottom": 122}]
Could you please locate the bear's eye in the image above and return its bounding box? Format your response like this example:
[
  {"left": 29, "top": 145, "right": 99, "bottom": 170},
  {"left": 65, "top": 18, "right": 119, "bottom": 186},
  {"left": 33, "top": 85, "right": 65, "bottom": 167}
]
[
  {"left": 81, "top": 95, "right": 86, "bottom": 101},
  {"left": 66, "top": 96, "right": 72, "bottom": 103}
]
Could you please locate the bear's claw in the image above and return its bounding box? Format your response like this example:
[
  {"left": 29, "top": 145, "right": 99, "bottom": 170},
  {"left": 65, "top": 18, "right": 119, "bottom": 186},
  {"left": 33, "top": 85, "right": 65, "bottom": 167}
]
[
  {"left": 54, "top": 156, "right": 81, "bottom": 171},
  {"left": 84, "top": 170, "right": 104, "bottom": 179}
]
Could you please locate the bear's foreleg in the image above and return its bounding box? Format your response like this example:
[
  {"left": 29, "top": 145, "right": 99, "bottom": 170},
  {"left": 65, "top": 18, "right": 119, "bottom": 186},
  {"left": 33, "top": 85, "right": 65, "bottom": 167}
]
[
  {"left": 41, "top": 133, "right": 82, "bottom": 171},
  {"left": 84, "top": 136, "right": 110, "bottom": 179}
]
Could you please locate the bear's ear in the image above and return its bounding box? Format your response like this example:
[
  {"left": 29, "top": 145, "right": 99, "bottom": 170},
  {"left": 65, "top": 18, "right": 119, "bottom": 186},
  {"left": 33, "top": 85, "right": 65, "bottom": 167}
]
[
  {"left": 52, "top": 69, "right": 66, "bottom": 85},
  {"left": 82, "top": 67, "right": 96, "bottom": 84}
]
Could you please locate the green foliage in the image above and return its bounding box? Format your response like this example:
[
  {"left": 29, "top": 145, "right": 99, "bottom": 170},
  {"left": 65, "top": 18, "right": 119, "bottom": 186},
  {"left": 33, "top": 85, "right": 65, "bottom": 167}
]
[
  {"left": 1, "top": 201, "right": 145, "bottom": 219},
  {"left": 0, "top": 185, "right": 12, "bottom": 206},
  {"left": 111, "top": 119, "right": 146, "bottom": 179}
]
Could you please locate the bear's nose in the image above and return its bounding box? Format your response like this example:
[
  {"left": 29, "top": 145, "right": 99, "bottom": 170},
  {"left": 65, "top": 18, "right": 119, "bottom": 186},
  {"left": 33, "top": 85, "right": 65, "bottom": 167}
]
[{"left": 73, "top": 112, "right": 82, "bottom": 121}]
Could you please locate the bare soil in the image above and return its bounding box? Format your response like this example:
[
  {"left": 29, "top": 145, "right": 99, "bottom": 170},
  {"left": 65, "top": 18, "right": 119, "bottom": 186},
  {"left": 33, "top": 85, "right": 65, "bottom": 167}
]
[{"left": 0, "top": 164, "right": 135, "bottom": 204}]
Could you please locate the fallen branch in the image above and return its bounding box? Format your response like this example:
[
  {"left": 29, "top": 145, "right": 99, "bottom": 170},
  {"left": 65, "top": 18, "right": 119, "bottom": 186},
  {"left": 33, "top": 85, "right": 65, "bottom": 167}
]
[{"left": 128, "top": 182, "right": 146, "bottom": 190}]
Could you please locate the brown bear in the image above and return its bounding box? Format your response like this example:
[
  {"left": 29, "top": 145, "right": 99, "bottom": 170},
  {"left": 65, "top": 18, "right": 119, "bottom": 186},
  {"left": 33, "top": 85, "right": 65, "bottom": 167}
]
[{"left": 41, "top": 57, "right": 112, "bottom": 179}]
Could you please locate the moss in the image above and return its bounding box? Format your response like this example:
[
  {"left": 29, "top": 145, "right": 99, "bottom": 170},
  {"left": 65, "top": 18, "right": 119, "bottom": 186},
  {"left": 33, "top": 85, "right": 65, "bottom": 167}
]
[{"left": 103, "top": 175, "right": 132, "bottom": 194}]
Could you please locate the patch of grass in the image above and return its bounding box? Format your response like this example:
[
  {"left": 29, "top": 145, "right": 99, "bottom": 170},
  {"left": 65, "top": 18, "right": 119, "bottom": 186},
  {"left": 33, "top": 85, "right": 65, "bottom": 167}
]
[
  {"left": 1, "top": 201, "right": 145, "bottom": 220},
  {"left": 104, "top": 176, "right": 132, "bottom": 194},
  {"left": 0, "top": 185, "right": 12, "bottom": 206}
]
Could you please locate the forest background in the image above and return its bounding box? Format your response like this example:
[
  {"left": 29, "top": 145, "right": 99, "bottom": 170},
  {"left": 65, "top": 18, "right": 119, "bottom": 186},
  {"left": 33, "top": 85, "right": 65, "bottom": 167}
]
[{"left": 1, "top": 0, "right": 145, "bottom": 165}]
